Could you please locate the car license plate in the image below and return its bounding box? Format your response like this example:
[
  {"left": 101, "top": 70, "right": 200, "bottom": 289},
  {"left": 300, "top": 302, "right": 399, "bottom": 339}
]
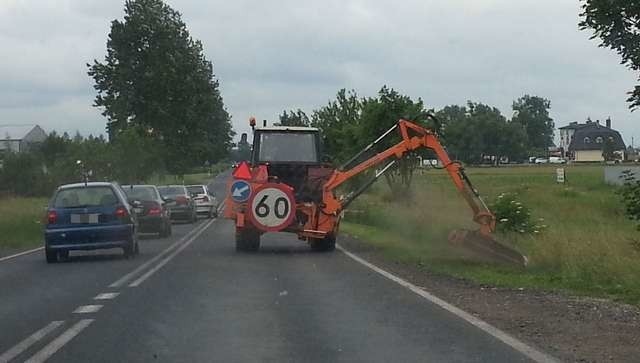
[
  {"left": 133, "top": 208, "right": 143, "bottom": 214},
  {"left": 71, "top": 214, "right": 99, "bottom": 224}
]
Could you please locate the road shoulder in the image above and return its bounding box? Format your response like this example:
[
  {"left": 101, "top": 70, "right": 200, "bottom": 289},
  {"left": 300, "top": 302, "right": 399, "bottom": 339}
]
[{"left": 339, "top": 233, "right": 640, "bottom": 363}]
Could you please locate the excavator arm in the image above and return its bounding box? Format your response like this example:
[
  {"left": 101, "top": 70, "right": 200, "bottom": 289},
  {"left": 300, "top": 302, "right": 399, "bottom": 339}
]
[{"left": 321, "top": 118, "right": 527, "bottom": 266}]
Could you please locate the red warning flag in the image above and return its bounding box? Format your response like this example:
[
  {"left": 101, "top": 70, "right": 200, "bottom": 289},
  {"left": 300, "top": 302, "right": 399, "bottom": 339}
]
[
  {"left": 253, "top": 165, "right": 268, "bottom": 183},
  {"left": 232, "top": 161, "right": 252, "bottom": 180}
]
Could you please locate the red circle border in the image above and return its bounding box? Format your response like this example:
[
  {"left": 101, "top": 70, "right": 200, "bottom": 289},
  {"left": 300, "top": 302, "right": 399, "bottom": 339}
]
[{"left": 246, "top": 183, "right": 296, "bottom": 232}]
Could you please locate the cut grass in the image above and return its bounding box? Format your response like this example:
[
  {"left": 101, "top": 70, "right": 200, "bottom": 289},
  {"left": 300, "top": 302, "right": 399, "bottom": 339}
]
[
  {"left": 342, "top": 165, "right": 640, "bottom": 305},
  {"left": 0, "top": 197, "right": 48, "bottom": 251}
]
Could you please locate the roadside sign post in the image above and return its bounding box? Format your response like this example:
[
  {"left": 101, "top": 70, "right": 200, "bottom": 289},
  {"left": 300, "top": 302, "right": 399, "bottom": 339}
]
[{"left": 556, "top": 168, "right": 566, "bottom": 184}]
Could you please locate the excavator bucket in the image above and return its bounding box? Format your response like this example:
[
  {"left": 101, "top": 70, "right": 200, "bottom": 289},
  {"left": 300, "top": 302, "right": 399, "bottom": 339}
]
[{"left": 448, "top": 229, "right": 528, "bottom": 267}]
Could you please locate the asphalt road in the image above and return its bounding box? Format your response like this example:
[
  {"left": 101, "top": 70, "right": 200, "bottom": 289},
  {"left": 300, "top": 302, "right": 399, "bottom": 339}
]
[{"left": 0, "top": 171, "right": 545, "bottom": 362}]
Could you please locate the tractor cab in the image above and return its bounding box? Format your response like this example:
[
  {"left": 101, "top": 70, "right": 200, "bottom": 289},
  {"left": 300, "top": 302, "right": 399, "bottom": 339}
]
[{"left": 250, "top": 126, "right": 331, "bottom": 202}]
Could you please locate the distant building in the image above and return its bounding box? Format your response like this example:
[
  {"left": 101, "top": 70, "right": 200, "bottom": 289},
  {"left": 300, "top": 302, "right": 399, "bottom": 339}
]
[
  {"left": 0, "top": 125, "right": 47, "bottom": 153},
  {"left": 558, "top": 118, "right": 625, "bottom": 162}
]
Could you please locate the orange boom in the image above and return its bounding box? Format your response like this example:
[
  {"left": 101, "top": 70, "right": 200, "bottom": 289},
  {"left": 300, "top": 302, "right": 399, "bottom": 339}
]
[{"left": 224, "top": 118, "right": 527, "bottom": 266}]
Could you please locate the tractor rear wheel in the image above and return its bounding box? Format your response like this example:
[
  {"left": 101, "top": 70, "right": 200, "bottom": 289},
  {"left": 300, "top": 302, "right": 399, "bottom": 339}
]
[
  {"left": 311, "top": 234, "right": 336, "bottom": 252},
  {"left": 235, "top": 228, "right": 260, "bottom": 252}
]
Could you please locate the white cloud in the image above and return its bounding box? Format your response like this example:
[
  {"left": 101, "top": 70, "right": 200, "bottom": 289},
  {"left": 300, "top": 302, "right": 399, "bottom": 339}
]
[{"left": 0, "top": 0, "right": 637, "bottom": 146}]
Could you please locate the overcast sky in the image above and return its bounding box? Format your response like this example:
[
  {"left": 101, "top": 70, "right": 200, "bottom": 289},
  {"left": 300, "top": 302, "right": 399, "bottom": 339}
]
[{"left": 0, "top": 0, "right": 638, "bottom": 146}]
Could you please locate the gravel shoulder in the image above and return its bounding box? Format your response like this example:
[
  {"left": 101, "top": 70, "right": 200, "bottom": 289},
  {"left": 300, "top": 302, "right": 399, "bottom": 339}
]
[{"left": 339, "top": 234, "right": 640, "bottom": 363}]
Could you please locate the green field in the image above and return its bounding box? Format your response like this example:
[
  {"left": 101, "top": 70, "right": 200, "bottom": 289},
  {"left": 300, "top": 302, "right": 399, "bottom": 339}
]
[
  {"left": 342, "top": 165, "right": 640, "bottom": 305},
  {"left": 0, "top": 197, "right": 48, "bottom": 252}
]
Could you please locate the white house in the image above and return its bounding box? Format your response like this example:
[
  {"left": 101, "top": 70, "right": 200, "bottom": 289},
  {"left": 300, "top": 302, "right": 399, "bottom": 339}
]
[{"left": 0, "top": 125, "right": 47, "bottom": 153}]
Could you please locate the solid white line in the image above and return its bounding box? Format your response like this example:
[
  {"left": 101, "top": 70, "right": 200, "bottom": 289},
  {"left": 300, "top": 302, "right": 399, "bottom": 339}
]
[
  {"left": 128, "top": 218, "right": 215, "bottom": 287},
  {"left": 336, "top": 244, "right": 560, "bottom": 363},
  {"left": 0, "top": 321, "right": 64, "bottom": 363},
  {"left": 0, "top": 247, "right": 43, "bottom": 262},
  {"left": 93, "top": 292, "right": 119, "bottom": 300},
  {"left": 109, "top": 221, "right": 204, "bottom": 288},
  {"left": 24, "top": 319, "right": 94, "bottom": 363},
  {"left": 72, "top": 305, "right": 103, "bottom": 314}
]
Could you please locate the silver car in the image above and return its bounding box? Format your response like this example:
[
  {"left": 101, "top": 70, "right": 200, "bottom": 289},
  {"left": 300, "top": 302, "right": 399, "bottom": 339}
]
[{"left": 186, "top": 185, "right": 218, "bottom": 218}]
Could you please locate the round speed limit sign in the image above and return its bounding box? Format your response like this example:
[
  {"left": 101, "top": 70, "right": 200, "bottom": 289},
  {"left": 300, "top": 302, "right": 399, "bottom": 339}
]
[{"left": 247, "top": 183, "right": 296, "bottom": 232}]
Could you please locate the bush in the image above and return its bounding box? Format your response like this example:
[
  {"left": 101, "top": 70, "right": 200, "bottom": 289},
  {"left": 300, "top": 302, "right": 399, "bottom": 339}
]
[
  {"left": 618, "top": 170, "right": 640, "bottom": 230},
  {"left": 490, "top": 192, "right": 546, "bottom": 234}
]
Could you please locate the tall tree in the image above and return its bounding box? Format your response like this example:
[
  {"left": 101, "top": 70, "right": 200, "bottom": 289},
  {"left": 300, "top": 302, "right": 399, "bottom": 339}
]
[
  {"left": 88, "top": 0, "right": 233, "bottom": 175},
  {"left": 438, "top": 102, "right": 527, "bottom": 164},
  {"left": 359, "top": 86, "right": 430, "bottom": 195},
  {"left": 512, "top": 95, "right": 554, "bottom": 151},
  {"left": 276, "top": 109, "right": 310, "bottom": 127},
  {"left": 579, "top": 0, "right": 640, "bottom": 109},
  {"left": 311, "top": 89, "right": 362, "bottom": 163}
]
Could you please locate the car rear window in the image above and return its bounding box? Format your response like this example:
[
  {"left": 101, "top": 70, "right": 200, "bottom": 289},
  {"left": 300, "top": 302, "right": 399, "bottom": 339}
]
[
  {"left": 158, "top": 186, "right": 186, "bottom": 197},
  {"left": 53, "top": 187, "right": 119, "bottom": 208},
  {"left": 124, "top": 186, "right": 157, "bottom": 201},
  {"left": 187, "top": 186, "right": 205, "bottom": 195}
]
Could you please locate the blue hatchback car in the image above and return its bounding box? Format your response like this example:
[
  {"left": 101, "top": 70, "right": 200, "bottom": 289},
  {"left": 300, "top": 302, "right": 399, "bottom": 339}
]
[{"left": 44, "top": 182, "right": 139, "bottom": 263}]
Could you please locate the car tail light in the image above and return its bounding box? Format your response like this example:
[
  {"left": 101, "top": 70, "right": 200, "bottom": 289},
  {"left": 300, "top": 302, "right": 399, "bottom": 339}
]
[
  {"left": 47, "top": 210, "right": 57, "bottom": 224},
  {"left": 176, "top": 196, "right": 188, "bottom": 205},
  {"left": 148, "top": 205, "right": 162, "bottom": 216},
  {"left": 115, "top": 206, "right": 128, "bottom": 218}
]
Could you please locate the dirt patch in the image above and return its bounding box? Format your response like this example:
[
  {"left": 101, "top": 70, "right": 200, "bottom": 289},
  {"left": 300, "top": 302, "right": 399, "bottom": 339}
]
[{"left": 339, "top": 234, "right": 640, "bottom": 363}]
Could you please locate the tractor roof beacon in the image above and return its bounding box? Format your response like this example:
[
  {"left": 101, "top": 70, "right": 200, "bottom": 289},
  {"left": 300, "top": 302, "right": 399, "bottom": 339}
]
[{"left": 224, "top": 117, "right": 527, "bottom": 266}]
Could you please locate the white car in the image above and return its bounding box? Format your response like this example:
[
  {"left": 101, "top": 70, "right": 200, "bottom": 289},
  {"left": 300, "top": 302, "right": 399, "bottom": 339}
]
[
  {"left": 534, "top": 157, "right": 549, "bottom": 164},
  {"left": 549, "top": 157, "right": 567, "bottom": 164},
  {"left": 186, "top": 185, "right": 218, "bottom": 218}
]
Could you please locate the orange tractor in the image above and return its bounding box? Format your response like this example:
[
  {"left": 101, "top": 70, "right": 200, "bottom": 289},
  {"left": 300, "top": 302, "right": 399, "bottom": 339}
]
[{"left": 224, "top": 117, "right": 527, "bottom": 266}]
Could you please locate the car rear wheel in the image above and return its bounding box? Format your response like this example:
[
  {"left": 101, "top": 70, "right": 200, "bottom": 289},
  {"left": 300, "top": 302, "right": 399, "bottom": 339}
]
[
  {"left": 45, "top": 248, "right": 58, "bottom": 263},
  {"left": 159, "top": 221, "right": 171, "bottom": 238},
  {"left": 235, "top": 228, "right": 260, "bottom": 252}
]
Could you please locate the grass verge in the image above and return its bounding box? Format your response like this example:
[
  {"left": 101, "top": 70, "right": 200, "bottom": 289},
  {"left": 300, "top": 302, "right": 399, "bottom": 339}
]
[
  {"left": 0, "top": 197, "right": 48, "bottom": 252},
  {"left": 342, "top": 165, "right": 640, "bottom": 305}
]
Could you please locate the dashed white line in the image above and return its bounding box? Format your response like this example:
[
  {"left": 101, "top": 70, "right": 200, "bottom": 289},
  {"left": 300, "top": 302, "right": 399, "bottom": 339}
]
[
  {"left": 336, "top": 244, "right": 560, "bottom": 363},
  {"left": 24, "top": 319, "right": 94, "bottom": 363},
  {"left": 93, "top": 292, "right": 119, "bottom": 300},
  {"left": 0, "top": 321, "right": 64, "bottom": 363},
  {"left": 73, "top": 305, "right": 103, "bottom": 314},
  {"left": 0, "top": 247, "right": 44, "bottom": 263},
  {"left": 109, "top": 221, "right": 204, "bottom": 288},
  {"left": 128, "top": 217, "right": 215, "bottom": 287}
]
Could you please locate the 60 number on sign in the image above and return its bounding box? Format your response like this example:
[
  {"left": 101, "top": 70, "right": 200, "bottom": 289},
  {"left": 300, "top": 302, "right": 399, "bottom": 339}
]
[{"left": 248, "top": 184, "right": 295, "bottom": 231}]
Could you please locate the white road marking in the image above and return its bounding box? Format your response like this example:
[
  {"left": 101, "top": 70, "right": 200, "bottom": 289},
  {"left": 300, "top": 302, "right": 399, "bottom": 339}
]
[
  {"left": 24, "top": 319, "right": 94, "bottom": 363},
  {"left": 336, "top": 244, "right": 560, "bottom": 363},
  {"left": 129, "top": 217, "right": 215, "bottom": 287},
  {"left": 72, "top": 305, "right": 103, "bottom": 314},
  {"left": 0, "top": 321, "right": 64, "bottom": 363},
  {"left": 0, "top": 247, "right": 44, "bottom": 263},
  {"left": 109, "top": 221, "right": 204, "bottom": 288},
  {"left": 93, "top": 292, "right": 119, "bottom": 300}
]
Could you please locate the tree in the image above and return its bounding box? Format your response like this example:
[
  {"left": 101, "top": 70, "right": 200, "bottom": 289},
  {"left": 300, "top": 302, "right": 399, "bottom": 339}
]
[
  {"left": 276, "top": 109, "right": 310, "bottom": 127},
  {"left": 602, "top": 138, "right": 616, "bottom": 161},
  {"left": 88, "top": 0, "right": 233, "bottom": 175},
  {"left": 438, "top": 102, "right": 526, "bottom": 164},
  {"left": 311, "top": 89, "right": 362, "bottom": 163},
  {"left": 579, "top": 1, "right": 640, "bottom": 109},
  {"left": 359, "top": 86, "right": 430, "bottom": 196},
  {"left": 512, "top": 95, "right": 554, "bottom": 151}
]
